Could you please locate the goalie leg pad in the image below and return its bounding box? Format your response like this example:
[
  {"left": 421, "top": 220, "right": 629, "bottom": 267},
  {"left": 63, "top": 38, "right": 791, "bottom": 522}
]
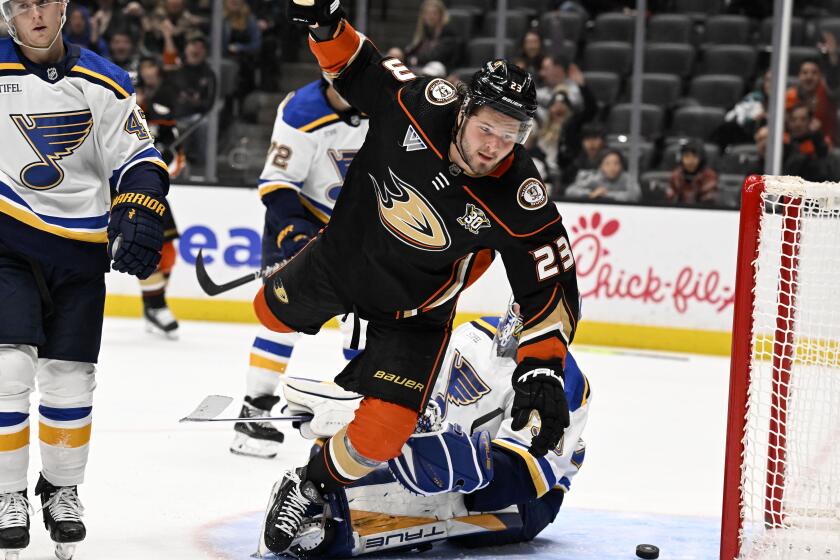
[
  {"left": 388, "top": 425, "right": 493, "bottom": 496},
  {"left": 282, "top": 376, "right": 361, "bottom": 439}
]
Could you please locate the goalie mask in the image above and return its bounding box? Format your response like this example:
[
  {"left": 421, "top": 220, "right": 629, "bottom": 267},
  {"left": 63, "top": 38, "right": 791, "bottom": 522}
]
[
  {"left": 492, "top": 299, "right": 523, "bottom": 359},
  {"left": 1, "top": 0, "right": 67, "bottom": 51}
]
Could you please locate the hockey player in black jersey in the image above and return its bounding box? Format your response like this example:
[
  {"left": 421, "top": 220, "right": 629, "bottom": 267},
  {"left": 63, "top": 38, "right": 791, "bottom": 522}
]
[{"left": 254, "top": 0, "right": 580, "bottom": 554}]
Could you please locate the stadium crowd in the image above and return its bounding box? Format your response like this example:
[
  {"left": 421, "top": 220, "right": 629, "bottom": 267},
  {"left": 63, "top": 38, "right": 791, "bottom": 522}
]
[{"left": 3, "top": 0, "right": 838, "bottom": 206}]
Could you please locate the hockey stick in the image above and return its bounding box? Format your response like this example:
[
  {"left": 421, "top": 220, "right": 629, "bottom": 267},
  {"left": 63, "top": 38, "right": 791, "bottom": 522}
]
[
  {"left": 179, "top": 395, "right": 312, "bottom": 423},
  {"left": 195, "top": 250, "right": 281, "bottom": 296}
]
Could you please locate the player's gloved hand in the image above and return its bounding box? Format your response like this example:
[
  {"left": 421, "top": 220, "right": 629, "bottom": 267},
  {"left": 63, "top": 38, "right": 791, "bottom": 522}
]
[
  {"left": 288, "top": 0, "right": 344, "bottom": 27},
  {"left": 107, "top": 192, "right": 167, "bottom": 279},
  {"left": 265, "top": 217, "right": 320, "bottom": 266},
  {"left": 510, "top": 358, "right": 570, "bottom": 458}
]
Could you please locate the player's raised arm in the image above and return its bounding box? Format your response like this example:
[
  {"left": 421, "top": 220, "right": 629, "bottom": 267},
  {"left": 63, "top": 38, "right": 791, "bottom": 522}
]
[
  {"left": 288, "top": 0, "right": 416, "bottom": 117},
  {"left": 500, "top": 207, "right": 580, "bottom": 458}
]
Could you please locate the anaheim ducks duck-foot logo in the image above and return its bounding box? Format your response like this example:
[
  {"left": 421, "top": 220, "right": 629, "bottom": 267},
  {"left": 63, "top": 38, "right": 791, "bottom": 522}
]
[{"left": 371, "top": 167, "right": 451, "bottom": 251}]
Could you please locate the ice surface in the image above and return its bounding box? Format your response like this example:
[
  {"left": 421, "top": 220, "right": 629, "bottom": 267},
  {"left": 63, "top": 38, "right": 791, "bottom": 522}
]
[{"left": 19, "top": 318, "right": 729, "bottom": 559}]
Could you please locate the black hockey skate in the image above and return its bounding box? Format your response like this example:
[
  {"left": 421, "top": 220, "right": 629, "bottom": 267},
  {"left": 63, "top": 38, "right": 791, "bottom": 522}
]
[
  {"left": 259, "top": 467, "right": 325, "bottom": 555},
  {"left": 34, "top": 474, "right": 85, "bottom": 560},
  {"left": 0, "top": 490, "right": 31, "bottom": 560},
  {"left": 230, "top": 395, "right": 285, "bottom": 459},
  {"left": 143, "top": 303, "right": 179, "bottom": 340}
]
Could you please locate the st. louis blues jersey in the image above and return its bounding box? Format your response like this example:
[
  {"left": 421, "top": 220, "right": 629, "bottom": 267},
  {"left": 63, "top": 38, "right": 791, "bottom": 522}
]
[
  {"left": 0, "top": 39, "right": 169, "bottom": 272},
  {"left": 432, "top": 316, "right": 589, "bottom": 497},
  {"left": 257, "top": 80, "right": 369, "bottom": 223}
]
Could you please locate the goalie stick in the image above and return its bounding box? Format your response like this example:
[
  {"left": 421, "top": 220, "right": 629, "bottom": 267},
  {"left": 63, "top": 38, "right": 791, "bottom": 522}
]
[
  {"left": 194, "top": 249, "right": 282, "bottom": 296},
  {"left": 180, "top": 395, "right": 312, "bottom": 423}
]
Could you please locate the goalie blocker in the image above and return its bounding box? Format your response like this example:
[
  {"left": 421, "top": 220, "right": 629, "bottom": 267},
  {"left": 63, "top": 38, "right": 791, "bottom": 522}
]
[{"left": 278, "top": 315, "right": 590, "bottom": 557}]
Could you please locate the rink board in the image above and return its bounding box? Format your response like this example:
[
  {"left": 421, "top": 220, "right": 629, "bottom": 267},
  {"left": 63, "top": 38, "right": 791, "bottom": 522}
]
[{"left": 105, "top": 184, "right": 740, "bottom": 355}]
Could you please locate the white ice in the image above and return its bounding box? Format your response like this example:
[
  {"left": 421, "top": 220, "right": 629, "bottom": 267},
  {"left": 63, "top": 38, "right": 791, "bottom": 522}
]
[{"left": 19, "top": 318, "right": 729, "bottom": 559}]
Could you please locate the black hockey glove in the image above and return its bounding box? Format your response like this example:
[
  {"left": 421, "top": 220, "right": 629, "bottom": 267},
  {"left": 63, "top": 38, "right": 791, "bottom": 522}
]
[
  {"left": 266, "top": 217, "right": 319, "bottom": 267},
  {"left": 107, "top": 192, "right": 166, "bottom": 279},
  {"left": 288, "top": 0, "right": 344, "bottom": 27},
  {"left": 510, "top": 358, "right": 570, "bottom": 458}
]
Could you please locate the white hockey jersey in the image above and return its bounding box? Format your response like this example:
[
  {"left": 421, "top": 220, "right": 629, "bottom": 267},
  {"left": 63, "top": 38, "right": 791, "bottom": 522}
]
[
  {"left": 257, "top": 80, "right": 369, "bottom": 222},
  {"left": 0, "top": 39, "right": 168, "bottom": 272},
  {"left": 431, "top": 316, "right": 590, "bottom": 497}
]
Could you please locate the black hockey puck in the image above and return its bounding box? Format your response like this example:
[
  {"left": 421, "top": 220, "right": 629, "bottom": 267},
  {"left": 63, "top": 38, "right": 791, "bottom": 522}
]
[{"left": 636, "top": 544, "right": 660, "bottom": 559}]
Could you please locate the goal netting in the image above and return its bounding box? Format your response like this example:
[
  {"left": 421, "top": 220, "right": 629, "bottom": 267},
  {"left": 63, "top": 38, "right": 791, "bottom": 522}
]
[{"left": 721, "top": 175, "right": 840, "bottom": 559}]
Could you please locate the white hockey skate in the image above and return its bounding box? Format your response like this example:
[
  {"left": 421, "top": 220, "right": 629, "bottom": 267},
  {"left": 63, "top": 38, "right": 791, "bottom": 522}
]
[
  {"left": 230, "top": 395, "right": 284, "bottom": 459},
  {"left": 143, "top": 304, "right": 179, "bottom": 340},
  {"left": 35, "top": 475, "right": 85, "bottom": 560},
  {"left": 0, "top": 491, "right": 32, "bottom": 560}
]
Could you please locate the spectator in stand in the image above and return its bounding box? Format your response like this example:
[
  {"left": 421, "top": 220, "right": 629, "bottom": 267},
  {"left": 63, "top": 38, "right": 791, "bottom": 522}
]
[
  {"left": 666, "top": 139, "right": 719, "bottom": 205},
  {"left": 565, "top": 149, "right": 641, "bottom": 202},
  {"left": 64, "top": 5, "right": 109, "bottom": 55},
  {"left": 170, "top": 32, "right": 216, "bottom": 117},
  {"left": 251, "top": 0, "right": 282, "bottom": 91},
  {"left": 90, "top": 0, "right": 145, "bottom": 46},
  {"left": 108, "top": 29, "right": 141, "bottom": 85},
  {"left": 538, "top": 54, "right": 582, "bottom": 115},
  {"left": 536, "top": 89, "right": 572, "bottom": 191},
  {"left": 782, "top": 103, "right": 833, "bottom": 182},
  {"left": 524, "top": 132, "right": 551, "bottom": 192},
  {"left": 785, "top": 35, "right": 840, "bottom": 144},
  {"left": 517, "top": 30, "right": 546, "bottom": 83},
  {"left": 223, "top": 0, "right": 262, "bottom": 98},
  {"left": 404, "top": 0, "right": 462, "bottom": 73},
  {"left": 534, "top": 72, "right": 597, "bottom": 194},
  {"left": 145, "top": 0, "right": 204, "bottom": 55},
  {"left": 560, "top": 123, "right": 606, "bottom": 190},
  {"left": 712, "top": 70, "right": 771, "bottom": 152},
  {"left": 169, "top": 31, "right": 217, "bottom": 169}
]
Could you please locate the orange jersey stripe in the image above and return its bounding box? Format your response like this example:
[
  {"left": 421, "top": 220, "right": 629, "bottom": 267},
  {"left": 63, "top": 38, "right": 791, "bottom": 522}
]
[
  {"left": 517, "top": 338, "right": 567, "bottom": 363},
  {"left": 397, "top": 88, "right": 443, "bottom": 160},
  {"left": 309, "top": 21, "right": 362, "bottom": 75}
]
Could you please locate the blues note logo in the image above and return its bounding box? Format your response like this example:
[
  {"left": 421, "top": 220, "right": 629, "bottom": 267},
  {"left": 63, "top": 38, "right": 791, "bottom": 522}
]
[
  {"left": 326, "top": 148, "right": 358, "bottom": 202},
  {"left": 11, "top": 110, "right": 94, "bottom": 190},
  {"left": 434, "top": 350, "right": 491, "bottom": 417}
]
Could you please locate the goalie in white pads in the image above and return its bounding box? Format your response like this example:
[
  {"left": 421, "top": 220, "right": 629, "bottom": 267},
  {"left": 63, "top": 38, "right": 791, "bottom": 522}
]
[
  {"left": 266, "top": 303, "right": 590, "bottom": 557},
  {"left": 230, "top": 78, "right": 369, "bottom": 458}
]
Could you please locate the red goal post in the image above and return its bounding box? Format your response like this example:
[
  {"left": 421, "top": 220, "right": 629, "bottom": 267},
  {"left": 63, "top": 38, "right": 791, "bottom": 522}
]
[{"left": 721, "top": 175, "right": 840, "bottom": 559}]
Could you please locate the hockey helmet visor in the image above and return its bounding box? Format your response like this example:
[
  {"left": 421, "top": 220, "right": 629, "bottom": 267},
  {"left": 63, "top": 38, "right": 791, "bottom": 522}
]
[
  {"left": 2, "top": 0, "right": 63, "bottom": 20},
  {"left": 464, "top": 60, "right": 537, "bottom": 144}
]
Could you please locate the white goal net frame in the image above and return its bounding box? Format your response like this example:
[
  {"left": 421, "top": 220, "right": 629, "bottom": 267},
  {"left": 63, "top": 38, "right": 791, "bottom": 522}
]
[{"left": 721, "top": 175, "right": 840, "bottom": 559}]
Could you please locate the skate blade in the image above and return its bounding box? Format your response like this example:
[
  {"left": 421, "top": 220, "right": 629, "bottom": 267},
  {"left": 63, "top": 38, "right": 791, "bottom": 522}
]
[
  {"left": 230, "top": 434, "right": 282, "bottom": 459},
  {"left": 2, "top": 549, "right": 23, "bottom": 560},
  {"left": 256, "top": 479, "right": 285, "bottom": 557},
  {"left": 55, "top": 543, "right": 75, "bottom": 560},
  {"left": 144, "top": 321, "right": 180, "bottom": 340}
]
